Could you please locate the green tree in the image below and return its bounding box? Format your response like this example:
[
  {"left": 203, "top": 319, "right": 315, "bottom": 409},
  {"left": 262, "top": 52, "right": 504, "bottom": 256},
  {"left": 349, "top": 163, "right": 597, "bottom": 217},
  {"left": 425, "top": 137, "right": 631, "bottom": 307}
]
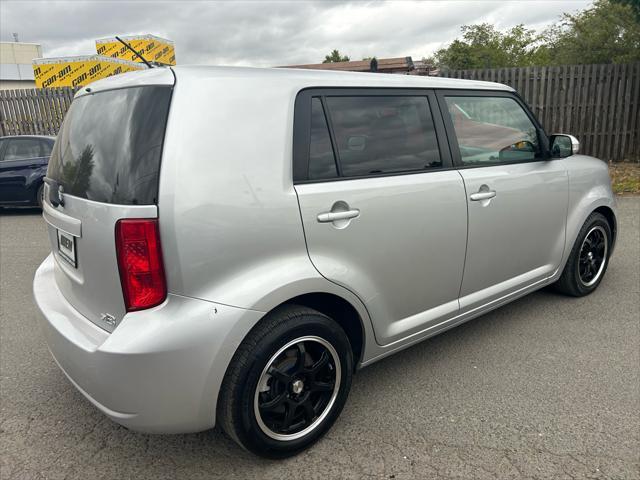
[
  {"left": 543, "top": 0, "right": 640, "bottom": 64},
  {"left": 435, "top": 24, "right": 544, "bottom": 70},
  {"left": 433, "top": 0, "right": 639, "bottom": 69},
  {"left": 323, "top": 49, "right": 350, "bottom": 63},
  {"left": 611, "top": 0, "right": 640, "bottom": 21},
  {"left": 421, "top": 55, "right": 438, "bottom": 66}
]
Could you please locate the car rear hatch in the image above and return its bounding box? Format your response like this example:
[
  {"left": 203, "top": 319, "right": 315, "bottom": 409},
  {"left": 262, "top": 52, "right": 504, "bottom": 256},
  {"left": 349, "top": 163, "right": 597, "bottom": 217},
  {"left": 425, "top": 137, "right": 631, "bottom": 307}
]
[{"left": 42, "top": 68, "right": 174, "bottom": 332}]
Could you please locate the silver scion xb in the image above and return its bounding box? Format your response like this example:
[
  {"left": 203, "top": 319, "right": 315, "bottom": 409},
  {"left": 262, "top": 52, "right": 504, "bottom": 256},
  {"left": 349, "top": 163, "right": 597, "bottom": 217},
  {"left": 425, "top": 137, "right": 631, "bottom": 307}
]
[{"left": 33, "top": 66, "right": 616, "bottom": 457}]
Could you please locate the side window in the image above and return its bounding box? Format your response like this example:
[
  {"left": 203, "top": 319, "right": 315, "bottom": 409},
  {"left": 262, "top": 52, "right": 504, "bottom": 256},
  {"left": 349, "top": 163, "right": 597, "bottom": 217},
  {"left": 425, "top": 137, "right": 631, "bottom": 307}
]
[
  {"left": 445, "top": 96, "right": 540, "bottom": 165},
  {"left": 325, "top": 96, "right": 441, "bottom": 177},
  {"left": 41, "top": 141, "right": 53, "bottom": 157},
  {"left": 309, "top": 98, "right": 338, "bottom": 180},
  {"left": 3, "top": 138, "right": 44, "bottom": 161}
]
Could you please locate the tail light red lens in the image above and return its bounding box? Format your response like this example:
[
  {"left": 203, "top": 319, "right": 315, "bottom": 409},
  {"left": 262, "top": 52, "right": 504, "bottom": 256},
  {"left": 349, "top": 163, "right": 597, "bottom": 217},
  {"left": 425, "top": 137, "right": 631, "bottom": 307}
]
[{"left": 115, "top": 219, "right": 166, "bottom": 312}]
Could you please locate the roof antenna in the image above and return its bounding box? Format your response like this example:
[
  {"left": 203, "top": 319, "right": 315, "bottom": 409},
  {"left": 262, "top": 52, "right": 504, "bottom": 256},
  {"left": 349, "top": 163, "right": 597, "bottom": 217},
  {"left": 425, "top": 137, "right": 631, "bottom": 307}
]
[{"left": 115, "top": 36, "right": 153, "bottom": 68}]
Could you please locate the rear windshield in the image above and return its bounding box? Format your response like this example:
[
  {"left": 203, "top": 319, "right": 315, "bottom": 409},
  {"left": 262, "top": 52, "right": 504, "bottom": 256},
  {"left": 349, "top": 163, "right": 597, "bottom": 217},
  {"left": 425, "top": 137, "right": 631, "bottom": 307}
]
[{"left": 48, "top": 86, "right": 172, "bottom": 205}]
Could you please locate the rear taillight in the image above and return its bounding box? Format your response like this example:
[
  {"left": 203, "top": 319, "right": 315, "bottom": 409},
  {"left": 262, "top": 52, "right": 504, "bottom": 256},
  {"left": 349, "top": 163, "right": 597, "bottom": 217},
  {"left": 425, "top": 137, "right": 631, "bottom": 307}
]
[{"left": 115, "top": 219, "right": 166, "bottom": 312}]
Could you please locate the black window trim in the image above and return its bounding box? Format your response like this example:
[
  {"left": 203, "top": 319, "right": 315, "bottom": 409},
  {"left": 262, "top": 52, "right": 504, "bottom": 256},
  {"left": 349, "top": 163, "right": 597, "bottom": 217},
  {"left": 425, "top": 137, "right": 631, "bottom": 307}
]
[
  {"left": 318, "top": 96, "right": 342, "bottom": 178},
  {"left": 293, "top": 87, "right": 453, "bottom": 184},
  {"left": 435, "top": 89, "right": 551, "bottom": 169}
]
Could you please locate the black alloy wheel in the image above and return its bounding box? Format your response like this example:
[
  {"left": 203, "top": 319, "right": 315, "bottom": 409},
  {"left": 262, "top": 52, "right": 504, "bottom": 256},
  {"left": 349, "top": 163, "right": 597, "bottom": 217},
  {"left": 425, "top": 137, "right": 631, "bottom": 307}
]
[
  {"left": 577, "top": 225, "right": 608, "bottom": 287},
  {"left": 554, "top": 212, "right": 612, "bottom": 297},
  {"left": 217, "top": 305, "right": 353, "bottom": 458},
  {"left": 254, "top": 336, "right": 340, "bottom": 440}
]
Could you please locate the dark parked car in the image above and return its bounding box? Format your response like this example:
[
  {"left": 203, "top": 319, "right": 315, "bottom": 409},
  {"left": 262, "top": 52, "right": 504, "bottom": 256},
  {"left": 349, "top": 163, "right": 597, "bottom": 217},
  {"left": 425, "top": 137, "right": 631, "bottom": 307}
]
[{"left": 0, "top": 135, "right": 55, "bottom": 208}]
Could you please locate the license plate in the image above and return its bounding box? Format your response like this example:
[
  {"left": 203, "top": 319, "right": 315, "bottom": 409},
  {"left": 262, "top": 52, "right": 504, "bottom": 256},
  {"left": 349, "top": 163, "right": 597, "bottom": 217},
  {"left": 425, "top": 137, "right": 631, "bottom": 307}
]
[{"left": 57, "top": 230, "right": 77, "bottom": 267}]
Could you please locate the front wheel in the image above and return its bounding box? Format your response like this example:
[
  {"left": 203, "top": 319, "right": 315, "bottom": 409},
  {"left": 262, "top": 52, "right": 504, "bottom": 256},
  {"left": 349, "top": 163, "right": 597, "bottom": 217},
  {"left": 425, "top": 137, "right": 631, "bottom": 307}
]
[
  {"left": 554, "top": 212, "right": 612, "bottom": 297},
  {"left": 217, "top": 305, "right": 353, "bottom": 458}
]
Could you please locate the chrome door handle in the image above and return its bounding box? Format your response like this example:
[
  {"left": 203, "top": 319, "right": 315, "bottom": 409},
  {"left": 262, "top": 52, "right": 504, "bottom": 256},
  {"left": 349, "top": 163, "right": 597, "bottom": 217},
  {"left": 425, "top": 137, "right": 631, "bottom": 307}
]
[
  {"left": 317, "top": 209, "right": 360, "bottom": 223},
  {"left": 469, "top": 190, "right": 497, "bottom": 201}
]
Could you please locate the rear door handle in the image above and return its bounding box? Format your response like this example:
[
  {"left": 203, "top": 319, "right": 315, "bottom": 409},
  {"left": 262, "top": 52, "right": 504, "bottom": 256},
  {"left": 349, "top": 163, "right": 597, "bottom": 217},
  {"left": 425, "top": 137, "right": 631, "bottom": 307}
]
[
  {"left": 317, "top": 209, "right": 360, "bottom": 223},
  {"left": 469, "top": 190, "right": 497, "bottom": 201}
]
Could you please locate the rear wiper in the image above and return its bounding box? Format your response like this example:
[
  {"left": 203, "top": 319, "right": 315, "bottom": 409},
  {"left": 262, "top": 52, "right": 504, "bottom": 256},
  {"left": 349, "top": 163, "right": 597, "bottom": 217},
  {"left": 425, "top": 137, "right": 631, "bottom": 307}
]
[{"left": 115, "top": 36, "right": 153, "bottom": 69}]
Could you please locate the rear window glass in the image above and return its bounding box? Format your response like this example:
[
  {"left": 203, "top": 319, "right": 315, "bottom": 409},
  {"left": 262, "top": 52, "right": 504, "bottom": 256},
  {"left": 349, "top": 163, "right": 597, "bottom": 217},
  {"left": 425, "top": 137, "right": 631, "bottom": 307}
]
[
  {"left": 48, "top": 86, "right": 172, "bottom": 205},
  {"left": 325, "top": 96, "right": 441, "bottom": 177}
]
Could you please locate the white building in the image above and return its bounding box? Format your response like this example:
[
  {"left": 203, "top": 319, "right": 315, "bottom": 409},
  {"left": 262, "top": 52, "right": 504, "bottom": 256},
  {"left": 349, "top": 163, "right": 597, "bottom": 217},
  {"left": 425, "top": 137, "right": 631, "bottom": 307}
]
[{"left": 0, "top": 42, "right": 42, "bottom": 90}]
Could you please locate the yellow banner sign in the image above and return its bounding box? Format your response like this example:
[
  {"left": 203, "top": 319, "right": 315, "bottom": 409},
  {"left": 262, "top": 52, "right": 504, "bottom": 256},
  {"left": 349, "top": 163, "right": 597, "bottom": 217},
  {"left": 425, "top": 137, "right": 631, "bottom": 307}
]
[
  {"left": 33, "top": 56, "right": 144, "bottom": 88},
  {"left": 96, "top": 35, "right": 176, "bottom": 66}
]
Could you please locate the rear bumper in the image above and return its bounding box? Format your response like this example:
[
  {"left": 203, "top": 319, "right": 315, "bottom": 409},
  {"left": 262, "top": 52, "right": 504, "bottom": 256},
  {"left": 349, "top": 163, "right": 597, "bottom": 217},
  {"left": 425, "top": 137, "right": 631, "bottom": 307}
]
[{"left": 33, "top": 254, "right": 264, "bottom": 433}]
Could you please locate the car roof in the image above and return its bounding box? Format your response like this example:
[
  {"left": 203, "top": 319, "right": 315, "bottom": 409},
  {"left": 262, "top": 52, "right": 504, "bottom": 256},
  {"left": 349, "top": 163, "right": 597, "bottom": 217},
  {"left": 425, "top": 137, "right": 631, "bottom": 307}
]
[
  {"left": 0, "top": 135, "right": 55, "bottom": 141},
  {"left": 79, "top": 64, "right": 513, "bottom": 97},
  {"left": 174, "top": 65, "right": 513, "bottom": 91}
]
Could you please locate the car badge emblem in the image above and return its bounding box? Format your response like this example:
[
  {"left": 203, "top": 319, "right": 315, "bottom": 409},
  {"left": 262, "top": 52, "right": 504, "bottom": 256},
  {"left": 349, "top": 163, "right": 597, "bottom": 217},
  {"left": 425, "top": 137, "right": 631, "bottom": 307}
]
[{"left": 100, "top": 313, "right": 117, "bottom": 326}]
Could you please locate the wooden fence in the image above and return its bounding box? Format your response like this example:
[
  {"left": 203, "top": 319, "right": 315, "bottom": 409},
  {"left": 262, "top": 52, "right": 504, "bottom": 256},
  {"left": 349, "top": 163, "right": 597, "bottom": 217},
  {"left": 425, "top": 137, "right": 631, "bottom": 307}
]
[
  {"left": 441, "top": 63, "right": 640, "bottom": 162},
  {"left": 1, "top": 63, "right": 638, "bottom": 161},
  {"left": 0, "top": 87, "right": 76, "bottom": 137}
]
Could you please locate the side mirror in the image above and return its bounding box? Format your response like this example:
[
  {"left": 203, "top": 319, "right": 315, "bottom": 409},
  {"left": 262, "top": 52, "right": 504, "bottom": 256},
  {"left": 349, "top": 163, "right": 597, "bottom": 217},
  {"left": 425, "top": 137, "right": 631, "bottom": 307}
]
[{"left": 550, "top": 134, "right": 579, "bottom": 158}]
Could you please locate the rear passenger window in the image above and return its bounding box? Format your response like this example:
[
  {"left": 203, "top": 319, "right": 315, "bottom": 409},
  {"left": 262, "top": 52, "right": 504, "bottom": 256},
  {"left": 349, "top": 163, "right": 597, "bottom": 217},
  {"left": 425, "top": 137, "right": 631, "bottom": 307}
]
[
  {"left": 325, "top": 96, "right": 441, "bottom": 177},
  {"left": 309, "top": 98, "right": 338, "bottom": 180}
]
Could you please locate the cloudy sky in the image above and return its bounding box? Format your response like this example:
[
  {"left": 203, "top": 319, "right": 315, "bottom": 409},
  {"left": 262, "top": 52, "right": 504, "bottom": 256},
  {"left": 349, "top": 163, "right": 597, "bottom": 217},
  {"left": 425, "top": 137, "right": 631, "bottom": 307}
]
[{"left": 1, "top": 0, "right": 592, "bottom": 66}]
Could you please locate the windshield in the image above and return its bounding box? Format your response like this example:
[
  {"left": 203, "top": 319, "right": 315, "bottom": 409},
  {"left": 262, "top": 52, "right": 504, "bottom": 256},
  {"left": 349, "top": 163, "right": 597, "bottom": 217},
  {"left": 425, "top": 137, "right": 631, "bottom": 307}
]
[{"left": 48, "top": 86, "right": 172, "bottom": 205}]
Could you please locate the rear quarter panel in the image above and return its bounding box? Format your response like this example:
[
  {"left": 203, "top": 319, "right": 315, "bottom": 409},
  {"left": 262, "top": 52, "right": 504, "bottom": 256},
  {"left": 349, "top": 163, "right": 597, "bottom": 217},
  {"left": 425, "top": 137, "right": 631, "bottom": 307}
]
[{"left": 157, "top": 69, "right": 327, "bottom": 310}]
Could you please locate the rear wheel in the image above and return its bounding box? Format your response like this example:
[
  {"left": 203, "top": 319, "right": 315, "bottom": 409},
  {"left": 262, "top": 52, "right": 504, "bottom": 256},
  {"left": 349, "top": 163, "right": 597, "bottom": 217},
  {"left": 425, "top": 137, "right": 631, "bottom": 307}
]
[
  {"left": 217, "top": 305, "right": 353, "bottom": 458},
  {"left": 36, "top": 184, "right": 45, "bottom": 209},
  {"left": 554, "top": 212, "right": 611, "bottom": 297}
]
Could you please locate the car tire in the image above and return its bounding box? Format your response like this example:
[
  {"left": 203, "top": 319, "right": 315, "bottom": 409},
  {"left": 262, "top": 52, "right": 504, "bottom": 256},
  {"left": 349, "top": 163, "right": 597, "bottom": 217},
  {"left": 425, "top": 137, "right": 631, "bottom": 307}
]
[
  {"left": 217, "top": 304, "right": 353, "bottom": 458},
  {"left": 36, "top": 184, "right": 45, "bottom": 209},
  {"left": 554, "top": 212, "right": 612, "bottom": 297}
]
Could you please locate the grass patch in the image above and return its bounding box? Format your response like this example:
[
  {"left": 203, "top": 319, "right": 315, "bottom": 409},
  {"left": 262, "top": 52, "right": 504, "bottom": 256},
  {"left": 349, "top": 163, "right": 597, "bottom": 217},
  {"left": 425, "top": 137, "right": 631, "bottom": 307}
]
[{"left": 609, "top": 162, "right": 640, "bottom": 195}]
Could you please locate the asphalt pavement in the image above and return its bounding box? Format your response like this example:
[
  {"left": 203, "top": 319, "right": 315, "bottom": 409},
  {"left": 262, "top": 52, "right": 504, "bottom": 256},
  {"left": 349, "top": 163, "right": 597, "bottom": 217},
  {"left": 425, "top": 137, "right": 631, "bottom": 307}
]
[{"left": 1, "top": 198, "right": 638, "bottom": 480}]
